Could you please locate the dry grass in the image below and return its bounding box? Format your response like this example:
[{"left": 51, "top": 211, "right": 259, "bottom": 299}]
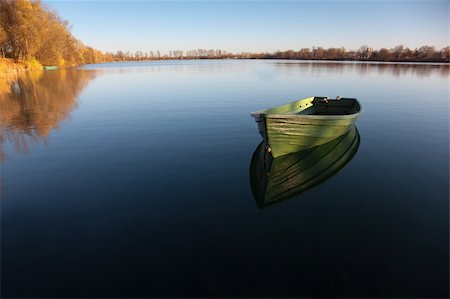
[
  {"left": 0, "top": 58, "right": 43, "bottom": 96},
  {"left": 0, "top": 59, "right": 21, "bottom": 96},
  {"left": 0, "top": 58, "right": 43, "bottom": 73},
  {"left": 0, "top": 58, "right": 24, "bottom": 73}
]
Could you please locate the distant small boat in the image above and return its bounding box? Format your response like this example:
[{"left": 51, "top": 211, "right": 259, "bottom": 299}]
[
  {"left": 251, "top": 96, "right": 362, "bottom": 157},
  {"left": 250, "top": 125, "right": 360, "bottom": 208},
  {"left": 43, "top": 66, "right": 58, "bottom": 71}
]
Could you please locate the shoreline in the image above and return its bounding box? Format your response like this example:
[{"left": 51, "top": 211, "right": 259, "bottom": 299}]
[
  {"left": 0, "top": 58, "right": 43, "bottom": 73},
  {"left": 81, "top": 58, "right": 450, "bottom": 68},
  {"left": 1, "top": 57, "right": 448, "bottom": 73}
]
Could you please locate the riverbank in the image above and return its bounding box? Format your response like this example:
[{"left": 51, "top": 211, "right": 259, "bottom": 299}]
[
  {"left": 2, "top": 56, "right": 448, "bottom": 75},
  {"left": 0, "top": 58, "right": 43, "bottom": 98},
  {"left": 0, "top": 58, "right": 43, "bottom": 73}
]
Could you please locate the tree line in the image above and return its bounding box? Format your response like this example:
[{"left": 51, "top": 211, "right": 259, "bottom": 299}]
[
  {"left": 0, "top": 0, "right": 114, "bottom": 66},
  {"left": 109, "top": 45, "right": 449, "bottom": 63},
  {"left": 0, "top": 0, "right": 448, "bottom": 67}
]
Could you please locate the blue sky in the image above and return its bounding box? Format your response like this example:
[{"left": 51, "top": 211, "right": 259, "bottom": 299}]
[{"left": 44, "top": 1, "right": 448, "bottom": 54}]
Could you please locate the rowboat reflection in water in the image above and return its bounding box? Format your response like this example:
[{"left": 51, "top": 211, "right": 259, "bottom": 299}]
[{"left": 249, "top": 125, "right": 360, "bottom": 208}]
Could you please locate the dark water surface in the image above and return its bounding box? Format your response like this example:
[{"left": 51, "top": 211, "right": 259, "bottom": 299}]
[{"left": 1, "top": 60, "right": 448, "bottom": 298}]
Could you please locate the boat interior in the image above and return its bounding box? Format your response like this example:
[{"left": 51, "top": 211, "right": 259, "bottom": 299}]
[
  {"left": 296, "top": 97, "right": 360, "bottom": 115},
  {"left": 251, "top": 96, "right": 361, "bottom": 118}
]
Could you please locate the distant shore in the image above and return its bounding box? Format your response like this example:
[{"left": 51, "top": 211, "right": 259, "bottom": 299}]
[{"left": 2, "top": 56, "right": 449, "bottom": 74}]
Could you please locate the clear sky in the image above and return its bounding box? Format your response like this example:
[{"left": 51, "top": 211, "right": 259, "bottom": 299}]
[{"left": 44, "top": 0, "right": 448, "bottom": 54}]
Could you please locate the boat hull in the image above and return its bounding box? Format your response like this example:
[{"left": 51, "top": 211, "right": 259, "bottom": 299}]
[{"left": 251, "top": 96, "right": 362, "bottom": 157}]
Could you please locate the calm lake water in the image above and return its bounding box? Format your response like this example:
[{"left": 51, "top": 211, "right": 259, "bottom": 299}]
[{"left": 1, "top": 60, "right": 448, "bottom": 298}]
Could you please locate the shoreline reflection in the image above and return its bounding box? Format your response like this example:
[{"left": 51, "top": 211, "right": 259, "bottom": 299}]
[{"left": 274, "top": 61, "right": 450, "bottom": 78}]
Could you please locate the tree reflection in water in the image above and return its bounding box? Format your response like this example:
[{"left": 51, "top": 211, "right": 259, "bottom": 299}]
[{"left": 0, "top": 69, "right": 97, "bottom": 160}]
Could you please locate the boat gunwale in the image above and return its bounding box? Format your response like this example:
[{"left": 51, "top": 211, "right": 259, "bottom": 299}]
[{"left": 250, "top": 97, "right": 363, "bottom": 120}]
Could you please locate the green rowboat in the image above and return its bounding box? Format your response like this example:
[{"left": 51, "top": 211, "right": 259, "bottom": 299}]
[
  {"left": 251, "top": 96, "right": 362, "bottom": 157},
  {"left": 43, "top": 66, "right": 58, "bottom": 71},
  {"left": 250, "top": 125, "right": 360, "bottom": 208}
]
